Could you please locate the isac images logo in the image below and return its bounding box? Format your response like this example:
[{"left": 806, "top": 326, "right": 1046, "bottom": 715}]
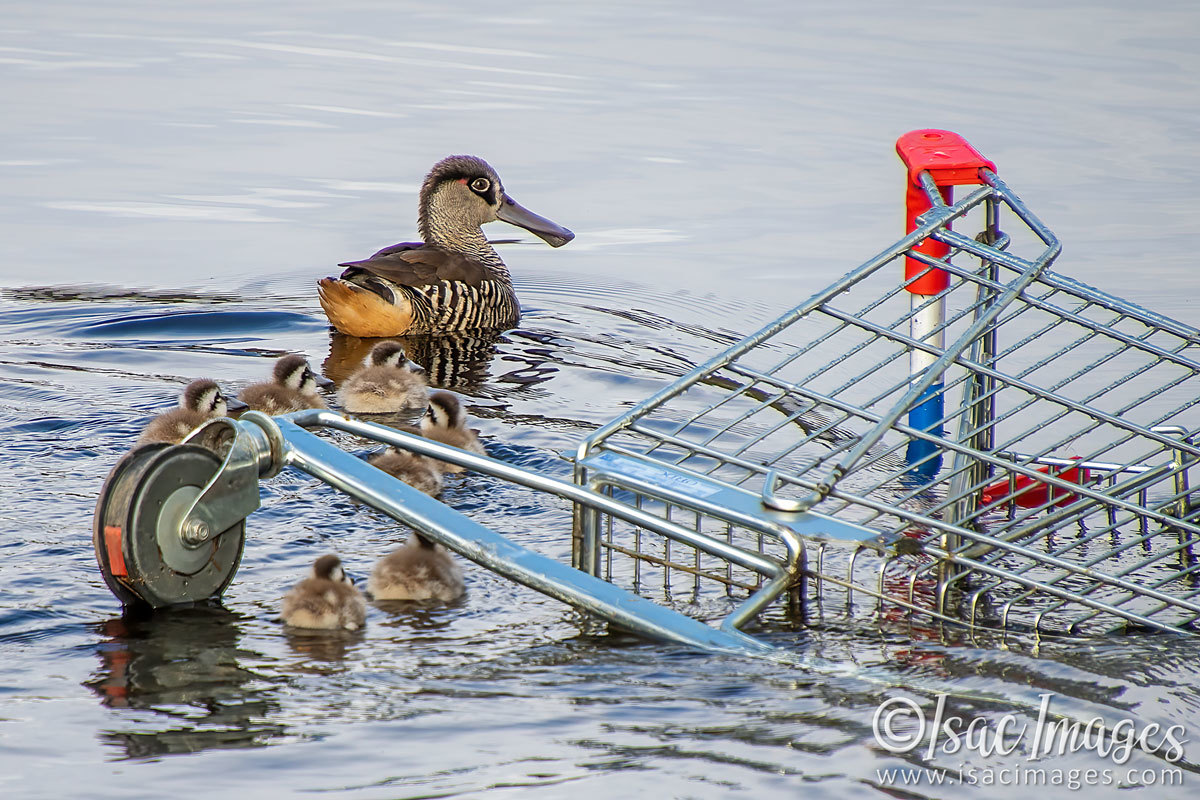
[{"left": 872, "top": 693, "right": 1188, "bottom": 789}]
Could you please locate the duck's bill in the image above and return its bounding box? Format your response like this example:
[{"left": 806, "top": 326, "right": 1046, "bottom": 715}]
[
  {"left": 226, "top": 396, "right": 250, "bottom": 413},
  {"left": 312, "top": 372, "right": 336, "bottom": 390},
  {"left": 496, "top": 194, "right": 575, "bottom": 247}
]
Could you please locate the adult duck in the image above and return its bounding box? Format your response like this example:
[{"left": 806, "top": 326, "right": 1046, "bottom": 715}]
[{"left": 317, "top": 155, "right": 573, "bottom": 338}]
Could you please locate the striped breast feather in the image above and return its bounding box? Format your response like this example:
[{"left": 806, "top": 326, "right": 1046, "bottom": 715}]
[{"left": 406, "top": 278, "right": 518, "bottom": 332}]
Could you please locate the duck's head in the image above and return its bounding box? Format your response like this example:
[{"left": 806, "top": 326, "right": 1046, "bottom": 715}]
[
  {"left": 181, "top": 378, "right": 236, "bottom": 417},
  {"left": 366, "top": 340, "right": 411, "bottom": 370},
  {"left": 275, "top": 355, "right": 332, "bottom": 395},
  {"left": 424, "top": 390, "right": 467, "bottom": 431},
  {"left": 312, "top": 553, "right": 351, "bottom": 584},
  {"left": 419, "top": 155, "right": 574, "bottom": 250}
]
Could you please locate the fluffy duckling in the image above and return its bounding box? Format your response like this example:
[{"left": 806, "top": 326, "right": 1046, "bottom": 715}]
[
  {"left": 369, "top": 533, "right": 465, "bottom": 603},
  {"left": 281, "top": 554, "right": 366, "bottom": 631},
  {"left": 420, "top": 391, "right": 486, "bottom": 474},
  {"left": 137, "top": 378, "right": 240, "bottom": 446},
  {"left": 367, "top": 447, "right": 444, "bottom": 496},
  {"left": 337, "top": 341, "right": 427, "bottom": 413},
  {"left": 239, "top": 354, "right": 329, "bottom": 414}
]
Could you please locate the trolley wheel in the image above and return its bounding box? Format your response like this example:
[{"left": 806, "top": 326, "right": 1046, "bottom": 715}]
[{"left": 93, "top": 443, "right": 246, "bottom": 609}]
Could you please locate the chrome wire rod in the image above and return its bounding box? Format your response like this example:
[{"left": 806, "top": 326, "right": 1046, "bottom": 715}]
[{"left": 267, "top": 414, "right": 780, "bottom": 657}]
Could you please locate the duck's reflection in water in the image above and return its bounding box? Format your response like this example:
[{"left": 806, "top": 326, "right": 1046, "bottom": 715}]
[
  {"left": 86, "top": 606, "right": 283, "bottom": 759},
  {"left": 283, "top": 626, "right": 365, "bottom": 666},
  {"left": 372, "top": 596, "right": 467, "bottom": 627},
  {"left": 324, "top": 328, "right": 560, "bottom": 395},
  {"left": 325, "top": 331, "right": 502, "bottom": 393}
]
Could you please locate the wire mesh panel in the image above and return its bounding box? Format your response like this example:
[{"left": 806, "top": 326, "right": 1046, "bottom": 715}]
[
  {"left": 584, "top": 486, "right": 801, "bottom": 624},
  {"left": 574, "top": 134, "right": 1200, "bottom": 637}
]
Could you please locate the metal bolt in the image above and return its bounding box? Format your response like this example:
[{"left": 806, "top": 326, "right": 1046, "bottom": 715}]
[{"left": 182, "top": 518, "right": 211, "bottom": 545}]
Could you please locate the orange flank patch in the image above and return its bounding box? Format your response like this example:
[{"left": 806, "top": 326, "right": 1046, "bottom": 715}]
[{"left": 317, "top": 278, "right": 415, "bottom": 338}]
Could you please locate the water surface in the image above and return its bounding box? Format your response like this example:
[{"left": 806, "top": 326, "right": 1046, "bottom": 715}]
[{"left": 2, "top": 2, "right": 1199, "bottom": 797}]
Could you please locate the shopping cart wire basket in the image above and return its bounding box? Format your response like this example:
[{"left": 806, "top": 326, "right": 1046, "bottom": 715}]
[{"left": 572, "top": 129, "right": 1200, "bottom": 638}]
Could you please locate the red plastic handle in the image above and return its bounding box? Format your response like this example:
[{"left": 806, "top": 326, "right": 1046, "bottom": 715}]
[
  {"left": 897, "top": 129, "right": 996, "bottom": 187},
  {"left": 981, "top": 460, "right": 1091, "bottom": 510},
  {"left": 897, "top": 130, "right": 996, "bottom": 294}
]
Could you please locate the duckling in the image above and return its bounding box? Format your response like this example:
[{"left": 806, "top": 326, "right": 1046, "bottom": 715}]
[
  {"left": 420, "top": 390, "right": 486, "bottom": 474},
  {"left": 337, "top": 340, "right": 428, "bottom": 413},
  {"left": 368, "top": 533, "right": 465, "bottom": 603},
  {"left": 137, "top": 378, "right": 242, "bottom": 446},
  {"left": 238, "top": 354, "right": 329, "bottom": 414},
  {"left": 317, "top": 155, "right": 574, "bottom": 338},
  {"left": 281, "top": 554, "right": 366, "bottom": 631},
  {"left": 367, "top": 447, "right": 444, "bottom": 496}
]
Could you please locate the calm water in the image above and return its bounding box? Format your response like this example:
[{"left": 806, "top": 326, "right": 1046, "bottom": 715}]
[{"left": 2, "top": 2, "right": 1199, "bottom": 797}]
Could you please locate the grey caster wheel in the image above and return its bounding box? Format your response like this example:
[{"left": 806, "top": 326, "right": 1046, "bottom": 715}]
[{"left": 93, "top": 442, "right": 246, "bottom": 609}]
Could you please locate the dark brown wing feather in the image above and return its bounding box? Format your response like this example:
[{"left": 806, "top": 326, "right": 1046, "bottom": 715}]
[
  {"left": 367, "top": 242, "right": 424, "bottom": 259},
  {"left": 338, "top": 243, "right": 489, "bottom": 289}
]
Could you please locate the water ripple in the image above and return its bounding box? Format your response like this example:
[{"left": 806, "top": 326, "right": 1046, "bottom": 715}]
[
  {"left": 42, "top": 201, "right": 288, "bottom": 223},
  {"left": 69, "top": 309, "right": 324, "bottom": 340}
]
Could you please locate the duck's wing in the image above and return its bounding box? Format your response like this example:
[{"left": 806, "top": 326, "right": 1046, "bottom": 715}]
[
  {"left": 368, "top": 241, "right": 425, "bottom": 259},
  {"left": 338, "top": 243, "right": 488, "bottom": 289}
]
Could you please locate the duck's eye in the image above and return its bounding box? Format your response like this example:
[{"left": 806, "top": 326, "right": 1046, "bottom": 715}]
[{"left": 470, "top": 177, "right": 490, "bottom": 193}]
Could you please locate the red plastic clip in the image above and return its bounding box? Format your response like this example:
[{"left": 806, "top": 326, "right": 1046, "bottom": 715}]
[
  {"left": 104, "top": 525, "right": 127, "bottom": 577},
  {"left": 981, "top": 460, "right": 1091, "bottom": 510},
  {"left": 896, "top": 130, "right": 996, "bottom": 295}
]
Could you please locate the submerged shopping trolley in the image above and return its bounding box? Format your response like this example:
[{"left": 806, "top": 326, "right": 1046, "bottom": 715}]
[{"left": 94, "top": 130, "right": 1200, "bottom": 650}]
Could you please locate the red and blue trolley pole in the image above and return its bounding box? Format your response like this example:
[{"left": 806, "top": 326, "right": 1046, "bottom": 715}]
[{"left": 896, "top": 130, "right": 995, "bottom": 480}]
